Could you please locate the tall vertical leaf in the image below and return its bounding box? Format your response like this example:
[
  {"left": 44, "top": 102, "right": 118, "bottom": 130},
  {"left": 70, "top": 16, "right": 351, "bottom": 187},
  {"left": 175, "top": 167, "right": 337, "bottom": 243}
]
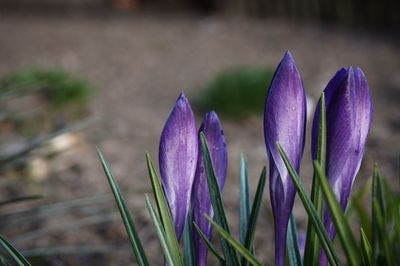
[
  {"left": 97, "top": 149, "right": 149, "bottom": 266},
  {"left": 277, "top": 143, "right": 340, "bottom": 266},
  {"left": 239, "top": 152, "right": 251, "bottom": 245},
  {"left": 200, "top": 132, "right": 240, "bottom": 266},
  {"left": 314, "top": 162, "right": 361, "bottom": 266},
  {"left": 145, "top": 153, "right": 184, "bottom": 265},
  {"left": 303, "top": 93, "right": 326, "bottom": 265},
  {"left": 287, "top": 215, "right": 302, "bottom": 266},
  {"left": 242, "top": 166, "right": 266, "bottom": 266},
  {"left": 360, "top": 228, "right": 372, "bottom": 266}
]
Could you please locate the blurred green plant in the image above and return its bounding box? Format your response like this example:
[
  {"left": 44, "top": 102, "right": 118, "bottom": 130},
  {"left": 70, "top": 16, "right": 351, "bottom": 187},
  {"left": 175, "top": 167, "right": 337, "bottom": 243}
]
[
  {"left": 0, "top": 69, "right": 93, "bottom": 108},
  {"left": 347, "top": 165, "right": 400, "bottom": 265},
  {"left": 193, "top": 67, "right": 273, "bottom": 118}
]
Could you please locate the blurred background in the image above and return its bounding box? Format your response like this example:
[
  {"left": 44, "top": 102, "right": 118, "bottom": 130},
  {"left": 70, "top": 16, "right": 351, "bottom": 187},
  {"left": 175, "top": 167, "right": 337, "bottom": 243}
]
[{"left": 0, "top": 0, "right": 399, "bottom": 265}]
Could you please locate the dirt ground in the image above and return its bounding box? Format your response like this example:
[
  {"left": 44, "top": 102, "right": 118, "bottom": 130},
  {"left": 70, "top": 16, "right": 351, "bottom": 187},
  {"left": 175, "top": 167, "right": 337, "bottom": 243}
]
[{"left": 0, "top": 12, "right": 399, "bottom": 265}]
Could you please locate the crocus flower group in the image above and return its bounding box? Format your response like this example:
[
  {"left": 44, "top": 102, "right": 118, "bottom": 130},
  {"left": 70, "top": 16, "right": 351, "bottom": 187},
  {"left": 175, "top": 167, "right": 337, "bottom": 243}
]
[
  {"left": 159, "top": 93, "right": 227, "bottom": 265},
  {"left": 157, "top": 50, "right": 372, "bottom": 266},
  {"left": 264, "top": 52, "right": 372, "bottom": 265}
]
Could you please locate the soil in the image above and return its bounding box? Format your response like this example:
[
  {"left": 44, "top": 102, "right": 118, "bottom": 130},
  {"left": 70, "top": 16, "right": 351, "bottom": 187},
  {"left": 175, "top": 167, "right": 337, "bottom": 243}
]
[{"left": 0, "top": 12, "right": 399, "bottom": 265}]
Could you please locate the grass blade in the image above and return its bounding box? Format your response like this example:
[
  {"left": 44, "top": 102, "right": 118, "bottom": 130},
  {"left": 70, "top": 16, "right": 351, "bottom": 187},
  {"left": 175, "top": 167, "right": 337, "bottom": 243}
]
[
  {"left": 360, "top": 228, "right": 372, "bottom": 266},
  {"left": 314, "top": 161, "right": 361, "bottom": 266},
  {"left": 304, "top": 92, "right": 326, "bottom": 266},
  {"left": 193, "top": 222, "right": 226, "bottom": 265},
  {"left": 287, "top": 214, "right": 302, "bottom": 266},
  {"left": 372, "top": 199, "right": 394, "bottom": 266},
  {"left": 241, "top": 166, "right": 266, "bottom": 266},
  {"left": 372, "top": 164, "right": 385, "bottom": 263},
  {"left": 145, "top": 195, "right": 175, "bottom": 266},
  {"left": 239, "top": 152, "right": 251, "bottom": 245},
  {"left": 276, "top": 143, "right": 340, "bottom": 266},
  {"left": 0, "top": 195, "right": 44, "bottom": 207},
  {"left": 97, "top": 148, "right": 149, "bottom": 266},
  {"left": 205, "top": 216, "right": 262, "bottom": 266},
  {"left": 145, "top": 153, "right": 184, "bottom": 265},
  {"left": 0, "top": 235, "right": 31, "bottom": 266},
  {"left": 183, "top": 210, "right": 195, "bottom": 266},
  {"left": 200, "top": 132, "right": 240, "bottom": 266}
]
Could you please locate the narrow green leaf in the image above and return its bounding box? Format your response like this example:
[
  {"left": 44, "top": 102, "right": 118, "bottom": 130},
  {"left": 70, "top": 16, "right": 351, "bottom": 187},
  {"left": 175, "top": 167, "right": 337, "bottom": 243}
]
[
  {"left": 350, "top": 195, "right": 372, "bottom": 239},
  {"left": 372, "top": 164, "right": 385, "bottom": 263},
  {"left": 314, "top": 161, "right": 361, "bottom": 266},
  {"left": 97, "top": 148, "right": 149, "bottom": 266},
  {"left": 239, "top": 152, "right": 251, "bottom": 245},
  {"left": 360, "top": 228, "right": 372, "bottom": 266},
  {"left": 205, "top": 216, "right": 263, "bottom": 266},
  {"left": 0, "top": 195, "right": 44, "bottom": 207},
  {"left": 193, "top": 222, "right": 226, "bottom": 265},
  {"left": 200, "top": 132, "right": 240, "bottom": 266},
  {"left": 287, "top": 214, "right": 302, "bottom": 266},
  {"left": 183, "top": 210, "right": 195, "bottom": 266},
  {"left": 242, "top": 166, "right": 266, "bottom": 266},
  {"left": 145, "top": 153, "right": 184, "bottom": 265},
  {"left": 372, "top": 199, "right": 394, "bottom": 266},
  {"left": 145, "top": 195, "right": 175, "bottom": 266},
  {"left": 304, "top": 92, "right": 326, "bottom": 266},
  {"left": 276, "top": 143, "right": 340, "bottom": 266},
  {"left": 0, "top": 235, "right": 31, "bottom": 266}
]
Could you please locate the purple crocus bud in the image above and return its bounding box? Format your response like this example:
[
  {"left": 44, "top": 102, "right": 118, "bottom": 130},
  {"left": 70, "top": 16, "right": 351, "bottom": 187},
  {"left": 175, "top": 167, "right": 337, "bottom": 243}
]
[
  {"left": 192, "top": 111, "right": 227, "bottom": 266},
  {"left": 264, "top": 51, "right": 307, "bottom": 266},
  {"left": 313, "top": 68, "right": 373, "bottom": 265},
  {"left": 159, "top": 92, "right": 198, "bottom": 240}
]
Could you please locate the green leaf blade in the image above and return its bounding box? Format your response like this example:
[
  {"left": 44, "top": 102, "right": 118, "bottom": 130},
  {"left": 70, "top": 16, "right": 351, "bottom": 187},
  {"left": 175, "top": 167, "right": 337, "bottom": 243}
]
[
  {"left": 304, "top": 92, "right": 326, "bottom": 266},
  {"left": 287, "top": 215, "right": 302, "bottom": 266},
  {"left": 205, "top": 216, "right": 263, "bottom": 266},
  {"left": 276, "top": 143, "right": 340, "bottom": 266},
  {"left": 239, "top": 152, "right": 251, "bottom": 245},
  {"left": 0, "top": 235, "right": 31, "bottom": 266},
  {"left": 145, "top": 195, "right": 175, "bottom": 266},
  {"left": 360, "top": 228, "right": 372, "bottom": 266},
  {"left": 199, "top": 132, "right": 240, "bottom": 266},
  {"left": 145, "top": 153, "right": 184, "bottom": 266},
  {"left": 193, "top": 222, "right": 226, "bottom": 265},
  {"left": 97, "top": 148, "right": 149, "bottom": 266},
  {"left": 314, "top": 161, "right": 361, "bottom": 266},
  {"left": 241, "top": 166, "right": 267, "bottom": 266}
]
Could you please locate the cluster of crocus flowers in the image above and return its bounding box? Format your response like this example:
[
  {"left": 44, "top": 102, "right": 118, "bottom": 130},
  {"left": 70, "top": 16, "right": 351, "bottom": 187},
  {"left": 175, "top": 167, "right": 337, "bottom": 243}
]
[
  {"left": 264, "top": 52, "right": 372, "bottom": 265},
  {"left": 157, "top": 50, "right": 372, "bottom": 266},
  {"left": 158, "top": 92, "right": 227, "bottom": 265}
]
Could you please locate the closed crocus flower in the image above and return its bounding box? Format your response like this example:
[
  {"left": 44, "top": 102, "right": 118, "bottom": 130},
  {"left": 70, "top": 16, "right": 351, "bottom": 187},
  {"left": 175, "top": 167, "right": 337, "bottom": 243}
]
[
  {"left": 192, "top": 111, "right": 227, "bottom": 266},
  {"left": 264, "top": 51, "right": 307, "bottom": 266},
  {"left": 313, "top": 67, "right": 372, "bottom": 265},
  {"left": 159, "top": 92, "right": 198, "bottom": 240}
]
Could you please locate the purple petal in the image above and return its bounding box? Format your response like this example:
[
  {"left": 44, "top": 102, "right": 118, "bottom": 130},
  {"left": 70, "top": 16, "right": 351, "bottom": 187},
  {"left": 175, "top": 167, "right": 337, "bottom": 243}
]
[
  {"left": 192, "top": 111, "right": 227, "bottom": 266},
  {"left": 159, "top": 92, "right": 198, "bottom": 240},
  {"left": 264, "top": 51, "right": 307, "bottom": 266},
  {"left": 314, "top": 68, "right": 373, "bottom": 265}
]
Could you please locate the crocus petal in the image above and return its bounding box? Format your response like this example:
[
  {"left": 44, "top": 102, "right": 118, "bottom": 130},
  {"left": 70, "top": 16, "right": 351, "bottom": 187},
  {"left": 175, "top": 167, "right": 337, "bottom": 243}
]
[
  {"left": 192, "top": 111, "right": 227, "bottom": 266},
  {"left": 313, "top": 68, "right": 373, "bottom": 265},
  {"left": 264, "top": 51, "right": 307, "bottom": 266},
  {"left": 159, "top": 92, "right": 198, "bottom": 240}
]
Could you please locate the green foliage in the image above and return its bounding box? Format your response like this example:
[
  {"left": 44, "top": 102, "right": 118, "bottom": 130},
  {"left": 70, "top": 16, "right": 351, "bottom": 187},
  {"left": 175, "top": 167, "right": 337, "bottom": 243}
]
[
  {"left": 200, "top": 132, "right": 240, "bottom": 265},
  {"left": 97, "top": 148, "right": 149, "bottom": 266},
  {"left": 0, "top": 69, "right": 93, "bottom": 107},
  {"left": 194, "top": 67, "right": 273, "bottom": 118},
  {"left": 145, "top": 153, "right": 184, "bottom": 265},
  {"left": 0, "top": 235, "right": 31, "bottom": 266},
  {"left": 303, "top": 93, "right": 326, "bottom": 265},
  {"left": 277, "top": 143, "right": 340, "bottom": 266}
]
